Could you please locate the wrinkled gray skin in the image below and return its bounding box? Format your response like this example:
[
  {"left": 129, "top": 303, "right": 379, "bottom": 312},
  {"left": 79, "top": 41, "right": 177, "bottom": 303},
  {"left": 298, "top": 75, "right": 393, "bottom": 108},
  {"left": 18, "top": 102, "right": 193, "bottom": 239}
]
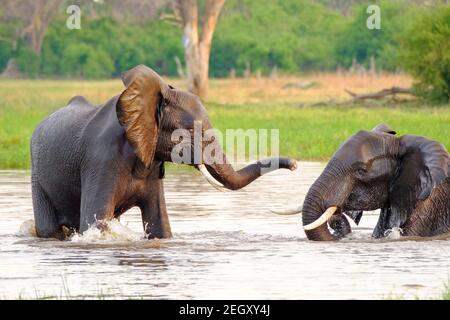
[
  {"left": 31, "top": 65, "right": 296, "bottom": 240},
  {"left": 302, "top": 124, "right": 450, "bottom": 241}
]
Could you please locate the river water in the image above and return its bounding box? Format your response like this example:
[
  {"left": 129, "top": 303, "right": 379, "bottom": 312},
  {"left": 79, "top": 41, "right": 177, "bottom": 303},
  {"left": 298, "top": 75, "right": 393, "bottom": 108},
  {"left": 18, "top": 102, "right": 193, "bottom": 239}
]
[{"left": 0, "top": 163, "right": 449, "bottom": 299}]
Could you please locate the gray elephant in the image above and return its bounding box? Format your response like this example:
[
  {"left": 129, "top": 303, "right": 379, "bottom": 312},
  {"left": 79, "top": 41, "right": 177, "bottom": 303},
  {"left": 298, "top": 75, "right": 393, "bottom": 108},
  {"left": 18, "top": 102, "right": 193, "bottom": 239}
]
[
  {"left": 278, "top": 124, "right": 450, "bottom": 241},
  {"left": 31, "top": 65, "right": 297, "bottom": 240}
]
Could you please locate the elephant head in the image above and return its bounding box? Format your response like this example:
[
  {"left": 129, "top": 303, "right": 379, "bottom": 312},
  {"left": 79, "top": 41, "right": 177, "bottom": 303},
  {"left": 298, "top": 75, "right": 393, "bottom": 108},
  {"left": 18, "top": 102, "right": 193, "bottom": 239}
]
[
  {"left": 117, "top": 65, "right": 297, "bottom": 189},
  {"left": 301, "top": 123, "right": 450, "bottom": 241}
]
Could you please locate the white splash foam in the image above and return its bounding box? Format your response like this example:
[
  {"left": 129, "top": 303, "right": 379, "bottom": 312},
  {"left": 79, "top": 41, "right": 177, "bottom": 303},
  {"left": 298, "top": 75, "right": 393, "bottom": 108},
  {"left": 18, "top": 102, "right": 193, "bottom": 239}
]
[
  {"left": 70, "top": 219, "right": 144, "bottom": 243},
  {"left": 384, "top": 227, "right": 403, "bottom": 240},
  {"left": 17, "top": 219, "right": 37, "bottom": 237}
]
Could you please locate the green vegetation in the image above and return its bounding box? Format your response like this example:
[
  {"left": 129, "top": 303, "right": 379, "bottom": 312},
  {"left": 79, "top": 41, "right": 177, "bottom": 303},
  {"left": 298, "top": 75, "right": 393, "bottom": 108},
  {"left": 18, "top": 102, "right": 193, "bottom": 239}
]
[
  {"left": 335, "top": 0, "right": 418, "bottom": 71},
  {"left": 11, "top": 278, "right": 450, "bottom": 300},
  {"left": 1, "top": 79, "right": 450, "bottom": 170},
  {"left": 399, "top": 5, "right": 450, "bottom": 103},
  {"left": 443, "top": 283, "right": 450, "bottom": 300},
  {"left": 0, "top": 0, "right": 438, "bottom": 77},
  {"left": 39, "top": 17, "right": 183, "bottom": 78},
  {"left": 384, "top": 278, "right": 450, "bottom": 300},
  {"left": 2, "top": 1, "right": 448, "bottom": 102}
]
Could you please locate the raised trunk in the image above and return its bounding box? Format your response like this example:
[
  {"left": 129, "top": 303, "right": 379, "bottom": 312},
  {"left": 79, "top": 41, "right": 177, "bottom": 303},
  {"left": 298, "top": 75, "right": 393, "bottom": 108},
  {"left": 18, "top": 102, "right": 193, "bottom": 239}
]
[{"left": 204, "top": 146, "right": 296, "bottom": 190}]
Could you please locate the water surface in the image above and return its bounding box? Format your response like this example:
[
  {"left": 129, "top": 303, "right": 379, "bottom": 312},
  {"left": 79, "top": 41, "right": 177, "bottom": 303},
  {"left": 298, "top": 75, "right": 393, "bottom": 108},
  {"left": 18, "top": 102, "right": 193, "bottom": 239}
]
[{"left": 0, "top": 163, "right": 449, "bottom": 299}]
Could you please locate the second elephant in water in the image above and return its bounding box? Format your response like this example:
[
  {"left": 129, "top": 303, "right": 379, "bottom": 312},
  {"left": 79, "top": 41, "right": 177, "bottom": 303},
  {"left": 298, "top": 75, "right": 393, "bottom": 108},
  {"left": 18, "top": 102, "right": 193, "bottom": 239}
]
[{"left": 290, "top": 124, "right": 450, "bottom": 241}]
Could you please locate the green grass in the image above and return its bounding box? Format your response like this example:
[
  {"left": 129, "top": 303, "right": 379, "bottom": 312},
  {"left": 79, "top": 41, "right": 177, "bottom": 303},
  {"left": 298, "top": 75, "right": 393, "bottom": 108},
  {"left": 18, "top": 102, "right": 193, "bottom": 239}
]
[
  {"left": 1, "top": 79, "right": 450, "bottom": 169},
  {"left": 443, "top": 280, "right": 450, "bottom": 300},
  {"left": 208, "top": 102, "right": 450, "bottom": 162}
]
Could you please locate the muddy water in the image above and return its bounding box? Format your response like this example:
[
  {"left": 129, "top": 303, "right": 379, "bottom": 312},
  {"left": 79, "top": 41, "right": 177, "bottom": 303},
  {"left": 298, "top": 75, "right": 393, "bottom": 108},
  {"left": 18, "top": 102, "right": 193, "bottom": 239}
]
[{"left": 0, "top": 163, "right": 449, "bottom": 299}]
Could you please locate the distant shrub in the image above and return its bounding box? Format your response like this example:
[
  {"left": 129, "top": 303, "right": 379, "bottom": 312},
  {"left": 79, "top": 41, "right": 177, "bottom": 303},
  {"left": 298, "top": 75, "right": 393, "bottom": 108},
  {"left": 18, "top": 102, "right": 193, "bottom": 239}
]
[
  {"left": 399, "top": 6, "right": 450, "bottom": 103},
  {"left": 15, "top": 44, "right": 40, "bottom": 77},
  {"left": 334, "top": 0, "right": 418, "bottom": 71},
  {"left": 39, "top": 17, "right": 183, "bottom": 78},
  {"left": 0, "top": 0, "right": 446, "bottom": 82},
  {"left": 0, "top": 40, "right": 12, "bottom": 71},
  {"left": 60, "top": 43, "right": 114, "bottom": 79}
]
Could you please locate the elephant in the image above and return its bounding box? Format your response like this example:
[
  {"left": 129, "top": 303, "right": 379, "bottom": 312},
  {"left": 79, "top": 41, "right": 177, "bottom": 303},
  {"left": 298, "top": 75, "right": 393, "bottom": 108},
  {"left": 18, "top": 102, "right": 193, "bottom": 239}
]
[
  {"left": 277, "top": 124, "right": 450, "bottom": 241},
  {"left": 30, "top": 65, "right": 297, "bottom": 240}
]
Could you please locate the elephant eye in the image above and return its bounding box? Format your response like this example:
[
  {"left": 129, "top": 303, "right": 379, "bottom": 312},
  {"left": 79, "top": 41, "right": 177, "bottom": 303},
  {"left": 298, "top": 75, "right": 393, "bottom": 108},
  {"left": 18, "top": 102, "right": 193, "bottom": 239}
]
[{"left": 356, "top": 168, "right": 367, "bottom": 176}]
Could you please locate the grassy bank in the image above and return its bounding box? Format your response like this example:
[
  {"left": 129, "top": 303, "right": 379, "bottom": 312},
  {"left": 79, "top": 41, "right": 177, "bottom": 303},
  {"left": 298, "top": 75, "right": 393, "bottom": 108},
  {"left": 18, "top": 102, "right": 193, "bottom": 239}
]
[{"left": 1, "top": 77, "right": 449, "bottom": 169}]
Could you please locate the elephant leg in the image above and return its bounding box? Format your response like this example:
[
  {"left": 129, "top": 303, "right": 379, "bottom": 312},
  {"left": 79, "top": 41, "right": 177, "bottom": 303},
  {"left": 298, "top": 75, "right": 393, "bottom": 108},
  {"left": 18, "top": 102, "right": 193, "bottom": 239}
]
[
  {"left": 32, "top": 178, "right": 64, "bottom": 240},
  {"left": 372, "top": 207, "right": 391, "bottom": 238},
  {"left": 79, "top": 174, "right": 116, "bottom": 233},
  {"left": 140, "top": 179, "right": 172, "bottom": 239}
]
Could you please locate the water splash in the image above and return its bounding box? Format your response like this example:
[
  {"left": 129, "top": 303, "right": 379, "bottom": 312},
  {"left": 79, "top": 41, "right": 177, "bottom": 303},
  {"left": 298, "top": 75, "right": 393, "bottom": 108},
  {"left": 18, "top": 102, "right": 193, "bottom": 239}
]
[
  {"left": 384, "top": 227, "right": 403, "bottom": 240},
  {"left": 17, "top": 219, "right": 37, "bottom": 237},
  {"left": 17, "top": 219, "right": 144, "bottom": 242},
  {"left": 70, "top": 219, "right": 144, "bottom": 243}
]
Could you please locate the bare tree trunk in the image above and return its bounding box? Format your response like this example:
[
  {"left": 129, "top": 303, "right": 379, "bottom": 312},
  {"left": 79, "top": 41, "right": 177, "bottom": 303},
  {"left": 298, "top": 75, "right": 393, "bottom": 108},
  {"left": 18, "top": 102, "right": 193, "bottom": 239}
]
[
  {"left": 175, "top": 0, "right": 225, "bottom": 100},
  {"left": 21, "top": 0, "right": 61, "bottom": 55},
  {"left": 174, "top": 56, "right": 186, "bottom": 78}
]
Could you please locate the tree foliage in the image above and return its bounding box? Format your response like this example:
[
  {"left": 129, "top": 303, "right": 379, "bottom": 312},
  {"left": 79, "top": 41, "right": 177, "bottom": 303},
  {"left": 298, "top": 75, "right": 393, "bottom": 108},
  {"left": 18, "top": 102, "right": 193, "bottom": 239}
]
[
  {"left": 0, "top": 0, "right": 448, "bottom": 105},
  {"left": 398, "top": 5, "right": 450, "bottom": 102},
  {"left": 334, "top": 0, "right": 420, "bottom": 71}
]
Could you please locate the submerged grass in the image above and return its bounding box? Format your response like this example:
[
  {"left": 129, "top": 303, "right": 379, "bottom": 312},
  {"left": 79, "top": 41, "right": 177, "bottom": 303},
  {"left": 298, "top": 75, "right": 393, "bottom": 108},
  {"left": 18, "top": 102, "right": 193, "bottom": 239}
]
[
  {"left": 9, "top": 280, "right": 450, "bottom": 300},
  {"left": 384, "top": 277, "right": 450, "bottom": 300},
  {"left": 0, "top": 77, "right": 449, "bottom": 169}
]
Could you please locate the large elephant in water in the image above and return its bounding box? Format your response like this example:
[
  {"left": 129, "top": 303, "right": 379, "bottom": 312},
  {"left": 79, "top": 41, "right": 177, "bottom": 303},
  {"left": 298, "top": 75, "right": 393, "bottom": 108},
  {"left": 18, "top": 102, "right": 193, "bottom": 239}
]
[
  {"left": 279, "top": 124, "right": 450, "bottom": 241},
  {"left": 31, "top": 65, "right": 297, "bottom": 240}
]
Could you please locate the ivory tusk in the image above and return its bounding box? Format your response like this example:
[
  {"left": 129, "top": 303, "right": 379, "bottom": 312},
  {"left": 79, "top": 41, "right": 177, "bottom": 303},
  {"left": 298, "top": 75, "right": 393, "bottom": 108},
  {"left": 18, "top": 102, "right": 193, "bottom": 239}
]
[
  {"left": 198, "top": 164, "right": 228, "bottom": 192},
  {"left": 270, "top": 205, "right": 303, "bottom": 215},
  {"left": 303, "top": 206, "right": 338, "bottom": 231}
]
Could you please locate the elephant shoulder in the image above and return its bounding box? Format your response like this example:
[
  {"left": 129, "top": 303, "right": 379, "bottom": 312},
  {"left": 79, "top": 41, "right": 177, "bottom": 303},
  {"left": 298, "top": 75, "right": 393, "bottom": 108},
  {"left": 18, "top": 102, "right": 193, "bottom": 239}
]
[{"left": 32, "top": 96, "right": 95, "bottom": 146}]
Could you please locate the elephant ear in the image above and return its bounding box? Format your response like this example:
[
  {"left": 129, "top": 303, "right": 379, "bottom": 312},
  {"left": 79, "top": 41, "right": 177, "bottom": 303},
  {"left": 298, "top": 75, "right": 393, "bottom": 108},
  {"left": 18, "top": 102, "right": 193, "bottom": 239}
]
[
  {"left": 117, "top": 65, "right": 169, "bottom": 168},
  {"left": 372, "top": 123, "right": 396, "bottom": 135},
  {"left": 400, "top": 135, "right": 450, "bottom": 200},
  {"left": 386, "top": 135, "right": 449, "bottom": 229}
]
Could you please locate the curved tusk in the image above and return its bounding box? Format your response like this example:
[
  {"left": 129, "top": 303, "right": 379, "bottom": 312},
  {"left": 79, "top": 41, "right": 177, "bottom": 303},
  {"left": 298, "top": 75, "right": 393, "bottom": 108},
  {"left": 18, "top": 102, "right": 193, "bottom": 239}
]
[
  {"left": 270, "top": 205, "right": 303, "bottom": 215},
  {"left": 198, "top": 164, "right": 228, "bottom": 192},
  {"left": 303, "top": 206, "right": 338, "bottom": 231}
]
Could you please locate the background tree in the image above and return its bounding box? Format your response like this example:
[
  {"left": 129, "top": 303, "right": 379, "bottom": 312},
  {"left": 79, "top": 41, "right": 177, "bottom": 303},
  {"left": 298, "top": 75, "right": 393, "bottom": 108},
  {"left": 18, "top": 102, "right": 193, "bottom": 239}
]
[
  {"left": 20, "top": 0, "right": 62, "bottom": 54},
  {"left": 0, "top": 0, "right": 62, "bottom": 75},
  {"left": 171, "top": 0, "right": 226, "bottom": 100}
]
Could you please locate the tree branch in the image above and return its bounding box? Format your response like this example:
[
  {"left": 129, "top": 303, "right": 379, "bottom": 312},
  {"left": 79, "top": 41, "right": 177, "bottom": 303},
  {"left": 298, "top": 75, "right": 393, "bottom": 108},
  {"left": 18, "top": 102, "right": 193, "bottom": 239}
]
[
  {"left": 200, "top": 0, "right": 225, "bottom": 47},
  {"left": 178, "top": 0, "right": 199, "bottom": 46},
  {"left": 344, "top": 87, "right": 415, "bottom": 101}
]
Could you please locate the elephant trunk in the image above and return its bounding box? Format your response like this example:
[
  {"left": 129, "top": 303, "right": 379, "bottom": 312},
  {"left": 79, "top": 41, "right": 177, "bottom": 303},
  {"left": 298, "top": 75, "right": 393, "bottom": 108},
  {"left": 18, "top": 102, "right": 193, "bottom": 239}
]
[
  {"left": 200, "top": 143, "right": 297, "bottom": 191},
  {"left": 301, "top": 160, "right": 350, "bottom": 241},
  {"left": 302, "top": 188, "right": 337, "bottom": 241}
]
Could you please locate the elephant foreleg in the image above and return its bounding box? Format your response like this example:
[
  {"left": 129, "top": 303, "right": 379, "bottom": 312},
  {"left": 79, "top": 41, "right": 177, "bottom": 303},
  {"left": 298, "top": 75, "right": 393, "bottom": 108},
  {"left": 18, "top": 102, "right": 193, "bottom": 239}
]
[
  {"left": 79, "top": 173, "right": 116, "bottom": 233},
  {"left": 372, "top": 207, "right": 391, "bottom": 238},
  {"left": 140, "top": 179, "right": 172, "bottom": 239},
  {"left": 32, "top": 177, "right": 65, "bottom": 240}
]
